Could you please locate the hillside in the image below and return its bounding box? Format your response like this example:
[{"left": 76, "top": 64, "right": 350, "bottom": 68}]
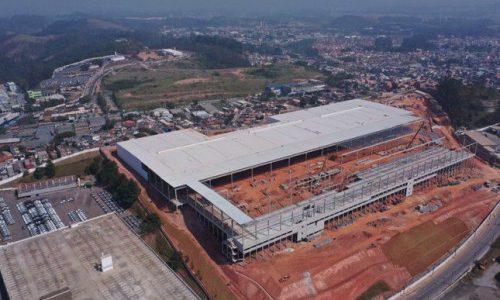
[{"left": 0, "top": 17, "right": 140, "bottom": 88}]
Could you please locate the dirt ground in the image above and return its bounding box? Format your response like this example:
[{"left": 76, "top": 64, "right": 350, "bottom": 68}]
[
  {"left": 231, "top": 69, "right": 247, "bottom": 80},
  {"left": 105, "top": 147, "right": 498, "bottom": 300},
  {"left": 224, "top": 160, "right": 498, "bottom": 299},
  {"left": 137, "top": 50, "right": 162, "bottom": 61},
  {"left": 104, "top": 93, "right": 499, "bottom": 299},
  {"left": 102, "top": 147, "right": 243, "bottom": 300},
  {"left": 174, "top": 77, "right": 213, "bottom": 85},
  {"left": 212, "top": 129, "right": 433, "bottom": 218},
  {"left": 217, "top": 94, "right": 499, "bottom": 299}
]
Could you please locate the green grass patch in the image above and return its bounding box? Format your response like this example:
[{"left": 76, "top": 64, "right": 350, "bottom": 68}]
[
  {"left": 6, "top": 151, "right": 100, "bottom": 186},
  {"left": 357, "top": 280, "right": 391, "bottom": 300},
  {"left": 382, "top": 218, "right": 469, "bottom": 275},
  {"left": 102, "top": 59, "right": 324, "bottom": 110}
]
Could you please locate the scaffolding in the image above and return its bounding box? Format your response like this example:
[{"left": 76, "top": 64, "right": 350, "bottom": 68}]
[
  {"left": 123, "top": 118, "right": 476, "bottom": 263},
  {"left": 211, "top": 144, "right": 476, "bottom": 261}
]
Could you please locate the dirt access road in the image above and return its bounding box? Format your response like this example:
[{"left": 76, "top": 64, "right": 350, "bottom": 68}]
[{"left": 103, "top": 93, "right": 499, "bottom": 299}]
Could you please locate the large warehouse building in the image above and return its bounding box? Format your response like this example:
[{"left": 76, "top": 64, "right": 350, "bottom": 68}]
[
  {"left": 118, "top": 99, "right": 474, "bottom": 261},
  {"left": 0, "top": 213, "right": 199, "bottom": 299}
]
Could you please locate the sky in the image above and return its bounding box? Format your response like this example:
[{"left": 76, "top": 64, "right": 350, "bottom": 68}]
[{"left": 0, "top": 0, "right": 497, "bottom": 17}]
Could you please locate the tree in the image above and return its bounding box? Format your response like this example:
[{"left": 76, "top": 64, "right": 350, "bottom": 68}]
[
  {"left": 79, "top": 95, "right": 91, "bottom": 104},
  {"left": 52, "top": 131, "right": 76, "bottom": 146},
  {"left": 114, "top": 179, "right": 140, "bottom": 208},
  {"left": 434, "top": 78, "right": 498, "bottom": 128},
  {"left": 95, "top": 158, "right": 118, "bottom": 186},
  {"left": 86, "top": 156, "right": 102, "bottom": 175},
  {"left": 88, "top": 155, "right": 139, "bottom": 209},
  {"left": 101, "top": 119, "right": 116, "bottom": 131},
  {"left": 33, "top": 167, "right": 45, "bottom": 179},
  {"left": 326, "top": 72, "right": 354, "bottom": 88},
  {"left": 140, "top": 213, "right": 162, "bottom": 234},
  {"left": 96, "top": 93, "right": 108, "bottom": 113},
  {"left": 110, "top": 173, "right": 128, "bottom": 191},
  {"left": 168, "top": 250, "right": 184, "bottom": 271},
  {"left": 45, "top": 160, "right": 56, "bottom": 178}
]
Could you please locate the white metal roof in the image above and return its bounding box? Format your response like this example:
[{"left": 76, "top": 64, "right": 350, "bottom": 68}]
[
  {"left": 119, "top": 99, "right": 419, "bottom": 188},
  {"left": 187, "top": 181, "right": 253, "bottom": 223}
]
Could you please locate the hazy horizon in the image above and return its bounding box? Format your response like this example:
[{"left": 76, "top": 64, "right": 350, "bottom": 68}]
[{"left": 1, "top": 0, "right": 499, "bottom": 18}]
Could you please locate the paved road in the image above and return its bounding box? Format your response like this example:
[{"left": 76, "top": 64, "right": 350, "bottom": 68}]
[
  {"left": 82, "top": 62, "right": 133, "bottom": 98},
  {"left": 399, "top": 201, "right": 500, "bottom": 300}
]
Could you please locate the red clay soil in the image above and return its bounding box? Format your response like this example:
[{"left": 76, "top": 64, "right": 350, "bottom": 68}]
[
  {"left": 225, "top": 160, "right": 498, "bottom": 299},
  {"left": 102, "top": 148, "right": 244, "bottom": 300},
  {"left": 213, "top": 132, "right": 430, "bottom": 218},
  {"left": 103, "top": 94, "right": 499, "bottom": 299},
  {"left": 105, "top": 144, "right": 498, "bottom": 300}
]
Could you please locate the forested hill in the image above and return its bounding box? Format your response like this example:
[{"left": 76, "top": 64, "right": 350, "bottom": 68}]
[
  {"left": 0, "top": 17, "right": 252, "bottom": 88},
  {"left": 0, "top": 17, "right": 141, "bottom": 88},
  {"left": 432, "top": 78, "right": 499, "bottom": 129}
]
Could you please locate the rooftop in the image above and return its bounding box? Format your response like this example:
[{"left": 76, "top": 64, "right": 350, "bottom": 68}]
[
  {"left": 119, "top": 99, "right": 419, "bottom": 189},
  {"left": 0, "top": 213, "right": 199, "bottom": 300},
  {"left": 465, "top": 130, "right": 500, "bottom": 148}
]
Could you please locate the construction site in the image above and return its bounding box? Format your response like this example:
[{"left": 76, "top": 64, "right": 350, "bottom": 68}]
[{"left": 117, "top": 99, "right": 479, "bottom": 263}]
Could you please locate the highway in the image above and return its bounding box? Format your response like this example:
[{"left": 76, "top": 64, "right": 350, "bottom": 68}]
[
  {"left": 396, "top": 199, "right": 500, "bottom": 300},
  {"left": 81, "top": 56, "right": 181, "bottom": 99},
  {"left": 81, "top": 61, "right": 133, "bottom": 98}
]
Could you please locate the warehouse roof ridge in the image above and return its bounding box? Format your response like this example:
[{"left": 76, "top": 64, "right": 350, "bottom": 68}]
[{"left": 118, "top": 99, "right": 420, "bottom": 189}]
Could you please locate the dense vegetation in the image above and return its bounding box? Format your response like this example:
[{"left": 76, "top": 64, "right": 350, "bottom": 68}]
[
  {"left": 433, "top": 78, "right": 499, "bottom": 128},
  {"left": 86, "top": 156, "right": 140, "bottom": 209},
  {"left": 325, "top": 72, "right": 354, "bottom": 88},
  {"left": 24, "top": 97, "right": 64, "bottom": 112},
  {"left": 96, "top": 93, "right": 108, "bottom": 113},
  {"left": 374, "top": 36, "right": 393, "bottom": 51},
  {"left": 357, "top": 280, "right": 390, "bottom": 300},
  {"left": 285, "top": 39, "right": 319, "bottom": 58},
  {"left": 140, "top": 213, "right": 162, "bottom": 234},
  {"left": 0, "top": 16, "right": 258, "bottom": 88},
  {"left": 101, "top": 119, "right": 116, "bottom": 131},
  {"left": 110, "top": 91, "right": 123, "bottom": 109},
  {"left": 247, "top": 65, "right": 282, "bottom": 79},
  {"left": 399, "top": 35, "right": 435, "bottom": 51},
  {"left": 0, "top": 18, "right": 143, "bottom": 88},
  {"left": 52, "top": 131, "right": 76, "bottom": 146},
  {"left": 33, "top": 160, "right": 56, "bottom": 180},
  {"left": 155, "top": 35, "right": 250, "bottom": 68}
]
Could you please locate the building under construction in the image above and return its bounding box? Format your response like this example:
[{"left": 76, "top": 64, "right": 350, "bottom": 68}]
[{"left": 117, "top": 99, "right": 475, "bottom": 262}]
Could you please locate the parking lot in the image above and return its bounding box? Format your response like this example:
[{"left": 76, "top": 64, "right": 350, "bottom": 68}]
[
  {"left": 92, "top": 190, "right": 141, "bottom": 233},
  {"left": 0, "top": 186, "right": 107, "bottom": 243}
]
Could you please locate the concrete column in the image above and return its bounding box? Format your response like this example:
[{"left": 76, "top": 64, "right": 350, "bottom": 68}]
[{"left": 231, "top": 173, "right": 234, "bottom": 192}]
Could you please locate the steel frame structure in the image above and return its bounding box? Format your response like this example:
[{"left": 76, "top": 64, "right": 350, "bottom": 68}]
[
  {"left": 185, "top": 141, "right": 475, "bottom": 262},
  {"left": 118, "top": 107, "right": 476, "bottom": 262}
]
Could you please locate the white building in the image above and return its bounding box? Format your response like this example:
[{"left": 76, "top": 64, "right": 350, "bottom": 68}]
[{"left": 117, "top": 99, "right": 473, "bottom": 261}]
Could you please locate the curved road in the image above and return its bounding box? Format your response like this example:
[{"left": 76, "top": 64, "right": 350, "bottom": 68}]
[
  {"left": 396, "top": 200, "right": 500, "bottom": 300},
  {"left": 82, "top": 61, "right": 134, "bottom": 98}
]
